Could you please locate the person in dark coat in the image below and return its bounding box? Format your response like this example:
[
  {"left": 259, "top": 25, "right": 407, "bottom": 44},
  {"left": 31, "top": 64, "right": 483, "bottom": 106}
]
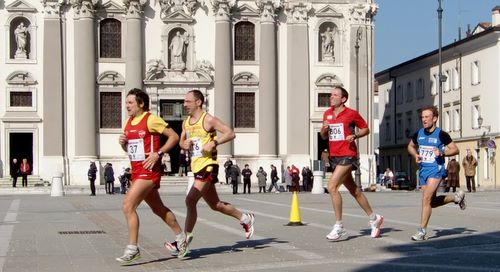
[
  {"left": 268, "top": 164, "right": 280, "bottom": 193},
  {"left": 10, "top": 158, "right": 20, "bottom": 188},
  {"left": 88, "top": 161, "right": 97, "bottom": 196},
  {"left": 104, "top": 163, "right": 115, "bottom": 194},
  {"left": 256, "top": 167, "right": 267, "bottom": 193},
  {"left": 241, "top": 164, "right": 252, "bottom": 194},
  {"left": 445, "top": 159, "right": 460, "bottom": 193},
  {"left": 228, "top": 164, "right": 240, "bottom": 194}
]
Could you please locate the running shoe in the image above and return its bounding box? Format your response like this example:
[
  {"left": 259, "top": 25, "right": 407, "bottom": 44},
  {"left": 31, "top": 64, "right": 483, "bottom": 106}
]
[
  {"left": 164, "top": 240, "right": 179, "bottom": 256},
  {"left": 411, "top": 228, "right": 427, "bottom": 241},
  {"left": 455, "top": 190, "right": 467, "bottom": 210},
  {"left": 369, "top": 214, "right": 384, "bottom": 238},
  {"left": 116, "top": 247, "right": 141, "bottom": 264},
  {"left": 326, "top": 224, "right": 346, "bottom": 241},
  {"left": 241, "top": 213, "right": 255, "bottom": 239},
  {"left": 177, "top": 233, "right": 194, "bottom": 259}
]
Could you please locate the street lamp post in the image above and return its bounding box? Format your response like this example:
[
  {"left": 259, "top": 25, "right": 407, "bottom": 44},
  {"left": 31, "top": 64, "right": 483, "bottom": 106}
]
[
  {"left": 437, "top": 0, "right": 444, "bottom": 126},
  {"left": 354, "top": 26, "right": 362, "bottom": 188},
  {"left": 477, "top": 115, "right": 491, "bottom": 189}
]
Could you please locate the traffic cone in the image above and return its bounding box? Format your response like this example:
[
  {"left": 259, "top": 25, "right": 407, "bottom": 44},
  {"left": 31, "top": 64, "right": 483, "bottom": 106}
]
[{"left": 286, "top": 191, "right": 304, "bottom": 226}]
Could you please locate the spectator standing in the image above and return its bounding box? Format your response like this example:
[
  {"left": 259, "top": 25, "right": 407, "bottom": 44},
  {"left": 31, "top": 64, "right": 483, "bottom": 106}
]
[
  {"left": 10, "top": 158, "right": 20, "bottom": 188},
  {"left": 321, "top": 149, "right": 330, "bottom": 172},
  {"left": 162, "top": 153, "right": 171, "bottom": 175},
  {"left": 229, "top": 164, "right": 240, "bottom": 194},
  {"left": 178, "top": 150, "right": 187, "bottom": 176},
  {"left": 241, "top": 164, "right": 252, "bottom": 194},
  {"left": 20, "top": 158, "right": 30, "bottom": 187},
  {"left": 256, "top": 167, "right": 267, "bottom": 193},
  {"left": 302, "top": 166, "right": 313, "bottom": 192},
  {"left": 104, "top": 163, "right": 115, "bottom": 194},
  {"left": 445, "top": 158, "right": 460, "bottom": 193},
  {"left": 283, "top": 166, "right": 292, "bottom": 192},
  {"left": 119, "top": 167, "right": 131, "bottom": 194},
  {"left": 224, "top": 159, "right": 233, "bottom": 185},
  {"left": 290, "top": 165, "right": 300, "bottom": 192},
  {"left": 268, "top": 165, "right": 280, "bottom": 193},
  {"left": 88, "top": 161, "right": 97, "bottom": 196},
  {"left": 462, "top": 149, "right": 478, "bottom": 193}
]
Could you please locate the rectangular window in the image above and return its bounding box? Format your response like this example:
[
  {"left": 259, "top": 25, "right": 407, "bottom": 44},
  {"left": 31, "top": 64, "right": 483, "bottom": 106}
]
[
  {"left": 235, "top": 92, "right": 255, "bottom": 128},
  {"left": 396, "top": 114, "right": 403, "bottom": 139},
  {"left": 385, "top": 89, "right": 390, "bottom": 106},
  {"left": 443, "top": 70, "right": 450, "bottom": 92},
  {"left": 385, "top": 120, "right": 391, "bottom": 141},
  {"left": 318, "top": 93, "right": 330, "bottom": 108},
  {"left": 416, "top": 78, "right": 424, "bottom": 99},
  {"left": 472, "top": 104, "right": 480, "bottom": 129},
  {"left": 406, "top": 82, "right": 413, "bottom": 102},
  {"left": 10, "top": 91, "right": 32, "bottom": 107},
  {"left": 471, "top": 61, "right": 480, "bottom": 85},
  {"left": 444, "top": 109, "right": 450, "bottom": 132},
  {"left": 453, "top": 108, "right": 460, "bottom": 131},
  {"left": 396, "top": 85, "right": 403, "bottom": 105},
  {"left": 452, "top": 67, "right": 460, "bottom": 90},
  {"left": 100, "top": 92, "right": 122, "bottom": 128},
  {"left": 431, "top": 74, "right": 438, "bottom": 96}
]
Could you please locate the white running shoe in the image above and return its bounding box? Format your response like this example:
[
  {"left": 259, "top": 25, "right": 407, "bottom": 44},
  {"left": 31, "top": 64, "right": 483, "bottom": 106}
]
[
  {"left": 411, "top": 228, "right": 427, "bottom": 241},
  {"left": 241, "top": 213, "right": 255, "bottom": 239},
  {"left": 164, "top": 241, "right": 179, "bottom": 256},
  {"left": 177, "top": 233, "right": 194, "bottom": 259},
  {"left": 116, "top": 247, "right": 141, "bottom": 264},
  {"left": 369, "top": 214, "right": 384, "bottom": 238},
  {"left": 455, "top": 190, "right": 467, "bottom": 210},
  {"left": 326, "top": 224, "right": 346, "bottom": 241}
]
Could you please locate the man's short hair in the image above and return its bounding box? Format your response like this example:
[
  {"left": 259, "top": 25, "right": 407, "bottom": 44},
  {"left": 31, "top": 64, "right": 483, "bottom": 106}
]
[
  {"left": 421, "top": 105, "right": 439, "bottom": 118},
  {"left": 128, "top": 88, "right": 150, "bottom": 111},
  {"left": 188, "top": 89, "right": 205, "bottom": 106}
]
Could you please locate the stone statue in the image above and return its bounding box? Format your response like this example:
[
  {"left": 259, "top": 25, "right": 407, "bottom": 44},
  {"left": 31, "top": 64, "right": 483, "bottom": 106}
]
[
  {"left": 320, "top": 27, "right": 335, "bottom": 62},
  {"left": 14, "top": 22, "right": 28, "bottom": 59},
  {"left": 169, "top": 31, "right": 189, "bottom": 70}
]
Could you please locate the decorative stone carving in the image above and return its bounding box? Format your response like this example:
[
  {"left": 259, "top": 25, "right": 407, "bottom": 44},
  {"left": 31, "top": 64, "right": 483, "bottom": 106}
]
[
  {"left": 232, "top": 72, "right": 259, "bottom": 86},
  {"left": 195, "top": 60, "right": 214, "bottom": 79},
  {"left": 14, "top": 22, "right": 29, "bottom": 59},
  {"left": 6, "top": 71, "right": 37, "bottom": 85},
  {"left": 42, "top": 0, "right": 66, "bottom": 17},
  {"left": 210, "top": 0, "right": 235, "bottom": 20},
  {"left": 315, "top": 73, "right": 342, "bottom": 88},
  {"left": 146, "top": 59, "right": 166, "bottom": 80},
  {"left": 124, "top": 0, "right": 147, "bottom": 17},
  {"left": 71, "top": 0, "right": 98, "bottom": 17},
  {"left": 285, "top": 2, "right": 311, "bottom": 24},
  {"left": 255, "top": 0, "right": 282, "bottom": 22},
  {"left": 349, "top": 3, "right": 378, "bottom": 23},
  {"left": 97, "top": 71, "right": 125, "bottom": 85},
  {"left": 159, "top": 0, "right": 199, "bottom": 21}
]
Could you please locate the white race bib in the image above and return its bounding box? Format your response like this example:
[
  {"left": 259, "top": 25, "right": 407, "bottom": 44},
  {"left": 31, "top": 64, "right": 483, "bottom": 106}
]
[
  {"left": 419, "top": 145, "right": 436, "bottom": 163},
  {"left": 128, "top": 139, "right": 145, "bottom": 162},
  {"left": 191, "top": 137, "right": 203, "bottom": 158},
  {"left": 328, "top": 123, "right": 345, "bottom": 141}
]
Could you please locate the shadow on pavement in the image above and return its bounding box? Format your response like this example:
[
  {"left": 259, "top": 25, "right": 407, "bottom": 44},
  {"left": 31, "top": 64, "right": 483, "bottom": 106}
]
[
  {"left": 354, "top": 230, "right": 500, "bottom": 272},
  {"left": 183, "top": 237, "right": 281, "bottom": 260}
]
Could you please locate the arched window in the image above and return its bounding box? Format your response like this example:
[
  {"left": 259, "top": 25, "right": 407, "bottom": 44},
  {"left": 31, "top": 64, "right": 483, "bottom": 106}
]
[
  {"left": 234, "top": 22, "right": 255, "bottom": 61},
  {"left": 100, "top": 18, "right": 121, "bottom": 58}
]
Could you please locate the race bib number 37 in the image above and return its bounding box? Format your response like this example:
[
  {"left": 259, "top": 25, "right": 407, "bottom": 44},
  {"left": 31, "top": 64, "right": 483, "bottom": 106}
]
[
  {"left": 328, "top": 123, "right": 345, "bottom": 141},
  {"left": 128, "top": 139, "right": 145, "bottom": 162}
]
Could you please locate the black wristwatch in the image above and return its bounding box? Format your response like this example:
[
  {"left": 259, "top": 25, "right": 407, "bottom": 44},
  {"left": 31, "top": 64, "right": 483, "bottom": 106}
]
[{"left": 157, "top": 150, "right": 164, "bottom": 157}]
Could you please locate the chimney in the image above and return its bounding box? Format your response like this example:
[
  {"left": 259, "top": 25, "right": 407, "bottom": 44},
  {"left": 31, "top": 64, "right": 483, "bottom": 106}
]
[{"left": 493, "top": 6, "right": 500, "bottom": 26}]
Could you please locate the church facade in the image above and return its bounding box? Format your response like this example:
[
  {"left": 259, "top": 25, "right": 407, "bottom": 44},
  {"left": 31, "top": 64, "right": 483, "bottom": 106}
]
[{"left": 0, "top": 0, "right": 377, "bottom": 185}]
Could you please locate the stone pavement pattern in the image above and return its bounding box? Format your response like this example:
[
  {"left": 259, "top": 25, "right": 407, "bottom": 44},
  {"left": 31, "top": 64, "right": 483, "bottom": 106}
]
[{"left": 1, "top": 190, "right": 500, "bottom": 272}]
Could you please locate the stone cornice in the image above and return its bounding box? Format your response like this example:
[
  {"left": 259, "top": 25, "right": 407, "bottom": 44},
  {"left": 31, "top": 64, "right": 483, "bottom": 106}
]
[
  {"left": 285, "top": 1, "right": 311, "bottom": 24},
  {"left": 71, "top": 0, "right": 98, "bottom": 18},
  {"left": 255, "top": 0, "right": 282, "bottom": 23}
]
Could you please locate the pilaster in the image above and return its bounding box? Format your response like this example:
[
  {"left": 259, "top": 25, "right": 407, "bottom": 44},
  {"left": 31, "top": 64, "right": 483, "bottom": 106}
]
[
  {"left": 213, "top": 0, "right": 234, "bottom": 156},
  {"left": 124, "top": 0, "right": 147, "bottom": 91},
  {"left": 72, "top": 0, "right": 97, "bottom": 157}
]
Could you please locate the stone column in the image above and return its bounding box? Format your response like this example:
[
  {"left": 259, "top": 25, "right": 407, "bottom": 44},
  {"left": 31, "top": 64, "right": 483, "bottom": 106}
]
[
  {"left": 257, "top": 0, "right": 280, "bottom": 156},
  {"left": 213, "top": 0, "right": 233, "bottom": 156},
  {"left": 73, "top": 0, "right": 97, "bottom": 157},
  {"left": 42, "top": 0, "right": 64, "bottom": 157},
  {"left": 124, "top": 0, "right": 146, "bottom": 92},
  {"left": 286, "top": 3, "right": 310, "bottom": 155}
]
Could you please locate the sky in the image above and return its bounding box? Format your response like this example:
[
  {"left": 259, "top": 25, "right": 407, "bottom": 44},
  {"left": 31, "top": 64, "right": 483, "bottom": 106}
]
[{"left": 375, "top": 0, "right": 499, "bottom": 72}]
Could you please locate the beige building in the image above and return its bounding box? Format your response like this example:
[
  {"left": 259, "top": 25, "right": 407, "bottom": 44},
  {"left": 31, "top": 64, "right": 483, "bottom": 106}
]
[
  {"left": 375, "top": 6, "right": 500, "bottom": 190},
  {"left": 0, "top": 0, "right": 378, "bottom": 186}
]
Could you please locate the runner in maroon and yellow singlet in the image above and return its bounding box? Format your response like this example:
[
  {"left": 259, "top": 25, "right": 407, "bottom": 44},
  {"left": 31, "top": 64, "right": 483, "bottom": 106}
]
[{"left": 116, "top": 88, "right": 185, "bottom": 264}]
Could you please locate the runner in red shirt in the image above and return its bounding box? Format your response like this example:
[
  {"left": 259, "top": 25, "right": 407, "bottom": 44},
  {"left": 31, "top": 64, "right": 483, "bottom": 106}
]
[
  {"left": 116, "top": 88, "right": 184, "bottom": 264},
  {"left": 320, "top": 86, "right": 383, "bottom": 241}
]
